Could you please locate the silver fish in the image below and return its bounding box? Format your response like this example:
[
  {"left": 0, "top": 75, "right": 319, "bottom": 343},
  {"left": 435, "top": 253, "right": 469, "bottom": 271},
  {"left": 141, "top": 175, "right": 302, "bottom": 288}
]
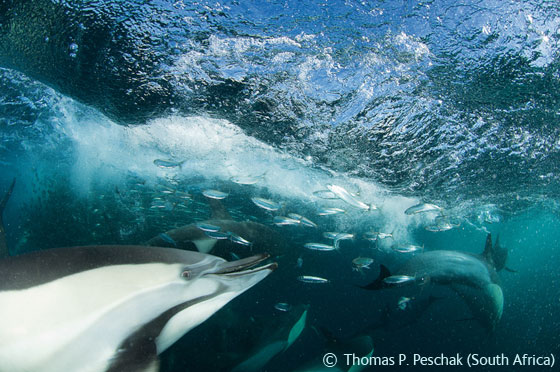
[
  {"left": 231, "top": 175, "right": 262, "bottom": 185},
  {"left": 326, "top": 184, "right": 375, "bottom": 210},
  {"left": 405, "top": 203, "right": 443, "bottom": 215},
  {"left": 195, "top": 222, "right": 221, "bottom": 233},
  {"left": 323, "top": 231, "right": 340, "bottom": 240},
  {"left": 204, "top": 231, "right": 231, "bottom": 240},
  {"left": 333, "top": 233, "right": 354, "bottom": 248},
  {"left": 153, "top": 159, "right": 185, "bottom": 168},
  {"left": 202, "top": 189, "right": 229, "bottom": 200},
  {"left": 364, "top": 231, "right": 393, "bottom": 240},
  {"left": 251, "top": 197, "right": 281, "bottom": 211},
  {"left": 304, "top": 243, "right": 336, "bottom": 252},
  {"left": 317, "top": 207, "right": 345, "bottom": 216},
  {"left": 288, "top": 213, "right": 303, "bottom": 220},
  {"left": 312, "top": 190, "right": 338, "bottom": 199},
  {"left": 352, "top": 257, "right": 374, "bottom": 271},
  {"left": 397, "top": 296, "right": 412, "bottom": 310},
  {"left": 274, "top": 302, "right": 292, "bottom": 312},
  {"left": 299, "top": 216, "right": 317, "bottom": 228},
  {"left": 383, "top": 275, "right": 416, "bottom": 286},
  {"left": 228, "top": 232, "right": 252, "bottom": 246},
  {"left": 393, "top": 244, "right": 424, "bottom": 253},
  {"left": 273, "top": 216, "right": 301, "bottom": 226},
  {"left": 297, "top": 275, "right": 330, "bottom": 284}
]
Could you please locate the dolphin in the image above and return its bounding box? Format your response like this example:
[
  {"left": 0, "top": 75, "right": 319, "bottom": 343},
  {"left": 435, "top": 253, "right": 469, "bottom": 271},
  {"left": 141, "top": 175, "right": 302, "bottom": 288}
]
[
  {"left": 0, "top": 178, "right": 16, "bottom": 258},
  {"left": 0, "top": 245, "right": 276, "bottom": 372},
  {"left": 360, "top": 234, "right": 504, "bottom": 332},
  {"left": 147, "top": 199, "right": 287, "bottom": 258}
]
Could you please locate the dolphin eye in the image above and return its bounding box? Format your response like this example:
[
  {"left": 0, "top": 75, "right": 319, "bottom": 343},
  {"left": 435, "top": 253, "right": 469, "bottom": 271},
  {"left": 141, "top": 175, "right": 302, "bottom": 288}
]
[{"left": 181, "top": 270, "right": 191, "bottom": 279}]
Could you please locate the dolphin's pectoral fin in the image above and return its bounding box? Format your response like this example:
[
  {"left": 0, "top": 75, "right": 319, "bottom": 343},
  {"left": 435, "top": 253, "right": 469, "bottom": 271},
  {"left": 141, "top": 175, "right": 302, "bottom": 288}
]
[
  {"left": 451, "top": 283, "right": 503, "bottom": 332},
  {"left": 193, "top": 238, "right": 218, "bottom": 253},
  {"left": 359, "top": 264, "right": 391, "bottom": 290},
  {"left": 106, "top": 337, "right": 160, "bottom": 372}
]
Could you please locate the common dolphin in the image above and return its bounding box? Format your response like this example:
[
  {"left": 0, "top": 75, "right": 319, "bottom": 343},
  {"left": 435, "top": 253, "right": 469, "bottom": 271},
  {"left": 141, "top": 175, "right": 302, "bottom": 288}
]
[
  {"left": 361, "top": 234, "right": 504, "bottom": 331},
  {"left": 0, "top": 178, "right": 16, "bottom": 258},
  {"left": 147, "top": 199, "right": 287, "bottom": 258},
  {"left": 0, "top": 245, "right": 276, "bottom": 372}
]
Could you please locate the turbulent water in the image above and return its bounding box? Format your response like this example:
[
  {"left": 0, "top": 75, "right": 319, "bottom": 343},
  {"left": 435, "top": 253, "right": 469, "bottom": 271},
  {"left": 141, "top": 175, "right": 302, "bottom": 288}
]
[{"left": 0, "top": 0, "right": 559, "bottom": 371}]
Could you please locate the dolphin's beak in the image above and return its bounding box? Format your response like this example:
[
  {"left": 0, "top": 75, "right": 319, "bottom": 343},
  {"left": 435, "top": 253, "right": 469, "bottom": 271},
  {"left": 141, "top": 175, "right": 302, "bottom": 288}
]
[{"left": 212, "top": 253, "right": 278, "bottom": 277}]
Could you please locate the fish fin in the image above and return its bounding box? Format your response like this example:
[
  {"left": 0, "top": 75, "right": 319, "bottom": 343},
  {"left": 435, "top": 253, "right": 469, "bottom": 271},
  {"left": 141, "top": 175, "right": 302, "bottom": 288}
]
[
  {"left": 193, "top": 238, "right": 218, "bottom": 253},
  {"left": 359, "top": 264, "right": 391, "bottom": 290},
  {"left": 208, "top": 198, "right": 232, "bottom": 220},
  {"left": 504, "top": 266, "right": 517, "bottom": 273},
  {"left": 482, "top": 233, "right": 495, "bottom": 266}
]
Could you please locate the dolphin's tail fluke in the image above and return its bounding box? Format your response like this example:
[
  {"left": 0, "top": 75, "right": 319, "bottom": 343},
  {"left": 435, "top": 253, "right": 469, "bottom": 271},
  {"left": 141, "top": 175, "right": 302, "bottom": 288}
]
[
  {"left": 0, "top": 178, "right": 16, "bottom": 258},
  {"left": 359, "top": 264, "right": 391, "bottom": 290}
]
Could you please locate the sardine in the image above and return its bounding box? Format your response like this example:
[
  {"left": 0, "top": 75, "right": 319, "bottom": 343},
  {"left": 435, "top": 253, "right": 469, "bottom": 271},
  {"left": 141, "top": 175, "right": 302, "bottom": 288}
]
[
  {"left": 202, "top": 189, "right": 229, "bottom": 200},
  {"left": 153, "top": 159, "right": 185, "bottom": 168},
  {"left": 404, "top": 203, "right": 443, "bottom": 215},
  {"left": 304, "top": 243, "right": 336, "bottom": 251},
  {"left": 326, "top": 184, "right": 375, "bottom": 210},
  {"left": 251, "top": 197, "right": 281, "bottom": 211},
  {"left": 297, "top": 275, "right": 330, "bottom": 284}
]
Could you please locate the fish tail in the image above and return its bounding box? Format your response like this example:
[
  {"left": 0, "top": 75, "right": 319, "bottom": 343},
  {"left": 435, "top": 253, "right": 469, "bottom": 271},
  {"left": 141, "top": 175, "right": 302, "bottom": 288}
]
[{"left": 359, "top": 264, "right": 391, "bottom": 290}]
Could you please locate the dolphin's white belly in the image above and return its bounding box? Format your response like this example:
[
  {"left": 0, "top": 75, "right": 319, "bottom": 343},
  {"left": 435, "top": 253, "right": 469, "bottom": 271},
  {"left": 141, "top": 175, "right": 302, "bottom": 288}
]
[{"left": 0, "top": 263, "right": 208, "bottom": 372}]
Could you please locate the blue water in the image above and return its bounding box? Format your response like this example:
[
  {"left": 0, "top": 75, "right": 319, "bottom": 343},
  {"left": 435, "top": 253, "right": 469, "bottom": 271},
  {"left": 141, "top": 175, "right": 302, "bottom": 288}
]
[{"left": 0, "top": 0, "right": 559, "bottom": 371}]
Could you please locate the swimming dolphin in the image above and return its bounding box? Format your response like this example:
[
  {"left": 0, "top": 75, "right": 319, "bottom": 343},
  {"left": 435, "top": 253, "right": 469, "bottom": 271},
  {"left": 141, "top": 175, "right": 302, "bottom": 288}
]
[
  {"left": 361, "top": 234, "right": 504, "bottom": 331},
  {"left": 0, "top": 178, "right": 16, "bottom": 258},
  {"left": 0, "top": 245, "right": 276, "bottom": 372},
  {"left": 147, "top": 199, "right": 287, "bottom": 258}
]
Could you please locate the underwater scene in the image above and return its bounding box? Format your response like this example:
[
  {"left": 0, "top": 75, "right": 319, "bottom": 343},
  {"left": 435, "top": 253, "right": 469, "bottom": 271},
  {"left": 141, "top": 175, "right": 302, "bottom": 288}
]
[{"left": 0, "top": 0, "right": 559, "bottom": 371}]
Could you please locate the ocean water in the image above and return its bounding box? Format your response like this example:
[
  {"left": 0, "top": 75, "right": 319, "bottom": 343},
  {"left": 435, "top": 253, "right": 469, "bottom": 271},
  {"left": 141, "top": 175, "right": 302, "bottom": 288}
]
[{"left": 0, "top": 0, "right": 559, "bottom": 371}]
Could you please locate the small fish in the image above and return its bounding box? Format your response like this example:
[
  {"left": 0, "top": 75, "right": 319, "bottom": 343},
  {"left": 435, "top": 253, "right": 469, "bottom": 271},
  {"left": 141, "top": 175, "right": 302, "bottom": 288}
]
[
  {"left": 153, "top": 159, "right": 185, "bottom": 168},
  {"left": 326, "top": 184, "right": 376, "bottom": 211},
  {"left": 297, "top": 275, "right": 330, "bottom": 284},
  {"left": 274, "top": 302, "right": 292, "bottom": 312},
  {"left": 393, "top": 244, "right": 424, "bottom": 253},
  {"left": 317, "top": 207, "right": 345, "bottom": 216},
  {"left": 273, "top": 216, "right": 301, "bottom": 226},
  {"left": 323, "top": 231, "right": 340, "bottom": 240},
  {"left": 352, "top": 257, "right": 374, "bottom": 271},
  {"left": 304, "top": 243, "right": 336, "bottom": 252},
  {"left": 228, "top": 232, "right": 252, "bottom": 246},
  {"left": 300, "top": 216, "right": 317, "bottom": 228},
  {"left": 204, "top": 231, "right": 231, "bottom": 240},
  {"left": 158, "top": 233, "right": 177, "bottom": 247},
  {"left": 202, "top": 189, "right": 229, "bottom": 200},
  {"left": 313, "top": 190, "right": 338, "bottom": 199},
  {"left": 383, "top": 275, "right": 416, "bottom": 286},
  {"left": 364, "top": 231, "right": 393, "bottom": 240},
  {"left": 333, "top": 233, "right": 354, "bottom": 249},
  {"left": 425, "top": 224, "right": 453, "bottom": 232},
  {"left": 397, "top": 296, "right": 412, "bottom": 311},
  {"left": 251, "top": 197, "right": 281, "bottom": 211},
  {"left": 404, "top": 203, "right": 443, "bottom": 215},
  {"left": 195, "top": 222, "right": 221, "bottom": 232},
  {"left": 231, "top": 175, "right": 262, "bottom": 185},
  {"left": 296, "top": 256, "right": 303, "bottom": 268},
  {"left": 288, "top": 213, "right": 303, "bottom": 220}
]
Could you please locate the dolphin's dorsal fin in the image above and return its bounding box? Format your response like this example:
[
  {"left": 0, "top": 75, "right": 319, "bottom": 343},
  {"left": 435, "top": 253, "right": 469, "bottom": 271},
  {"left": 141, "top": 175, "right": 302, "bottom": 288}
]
[
  {"left": 359, "top": 264, "right": 391, "bottom": 290},
  {"left": 208, "top": 198, "right": 231, "bottom": 220},
  {"left": 482, "top": 233, "right": 495, "bottom": 266}
]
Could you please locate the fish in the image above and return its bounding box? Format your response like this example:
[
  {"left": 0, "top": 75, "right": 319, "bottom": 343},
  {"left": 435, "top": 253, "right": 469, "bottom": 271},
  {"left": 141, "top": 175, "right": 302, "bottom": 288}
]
[
  {"left": 153, "top": 159, "right": 186, "bottom": 168},
  {"left": 204, "top": 231, "right": 231, "bottom": 240},
  {"left": 397, "top": 296, "right": 413, "bottom": 311},
  {"left": 404, "top": 202, "right": 443, "bottom": 215},
  {"left": 0, "top": 246, "right": 275, "bottom": 372},
  {"left": 195, "top": 222, "right": 222, "bottom": 233},
  {"left": 228, "top": 232, "right": 252, "bottom": 247},
  {"left": 393, "top": 244, "right": 424, "bottom": 253},
  {"left": 251, "top": 197, "right": 281, "bottom": 211},
  {"left": 360, "top": 233, "right": 506, "bottom": 331},
  {"left": 274, "top": 302, "right": 292, "bottom": 312},
  {"left": 326, "top": 184, "right": 376, "bottom": 211},
  {"left": 312, "top": 190, "right": 338, "bottom": 199},
  {"left": 323, "top": 232, "right": 340, "bottom": 240},
  {"left": 317, "top": 207, "right": 345, "bottom": 216},
  {"left": 158, "top": 232, "right": 177, "bottom": 247},
  {"left": 303, "top": 243, "right": 336, "bottom": 252},
  {"left": 383, "top": 275, "right": 418, "bottom": 286},
  {"left": 287, "top": 213, "right": 317, "bottom": 228},
  {"left": 297, "top": 275, "right": 330, "bottom": 284},
  {"left": 364, "top": 231, "right": 393, "bottom": 240},
  {"left": 273, "top": 216, "right": 301, "bottom": 226},
  {"left": 333, "top": 233, "right": 354, "bottom": 249},
  {"left": 231, "top": 175, "right": 263, "bottom": 185},
  {"left": 202, "top": 189, "right": 229, "bottom": 200},
  {"left": 352, "top": 257, "right": 374, "bottom": 272},
  {"left": 296, "top": 256, "right": 303, "bottom": 268}
]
